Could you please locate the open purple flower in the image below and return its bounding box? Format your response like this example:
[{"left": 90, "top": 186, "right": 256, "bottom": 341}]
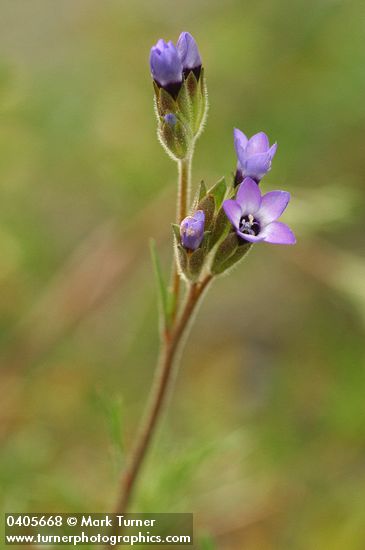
[
  {"left": 234, "top": 129, "right": 277, "bottom": 184},
  {"left": 150, "top": 39, "right": 183, "bottom": 96},
  {"left": 176, "top": 32, "right": 202, "bottom": 77},
  {"left": 223, "top": 177, "right": 296, "bottom": 245},
  {"left": 180, "top": 210, "right": 205, "bottom": 250}
]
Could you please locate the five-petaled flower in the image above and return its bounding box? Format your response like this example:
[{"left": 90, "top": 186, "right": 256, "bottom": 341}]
[
  {"left": 234, "top": 129, "right": 277, "bottom": 184},
  {"left": 223, "top": 177, "right": 296, "bottom": 245},
  {"left": 180, "top": 210, "right": 205, "bottom": 250}
]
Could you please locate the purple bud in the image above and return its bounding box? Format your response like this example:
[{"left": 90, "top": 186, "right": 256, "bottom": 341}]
[
  {"left": 176, "top": 32, "right": 202, "bottom": 75},
  {"left": 150, "top": 39, "right": 183, "bottom": 95},
  {"left": 164, "top": 113, "right": 177, "bottom": 127},
  {"left": 180, "top": 210, "right": 205, "bottom": 250},
  {"left": 233, "top": 128, "right": 277, "bottom": 183}
]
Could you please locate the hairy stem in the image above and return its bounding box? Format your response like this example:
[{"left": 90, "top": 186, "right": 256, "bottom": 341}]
[
  {"left": 113, "top": 274, "right": 212, "bottom": 517},
  {"left": 170, "top": 156, "right": 192, "bottom": 322}
]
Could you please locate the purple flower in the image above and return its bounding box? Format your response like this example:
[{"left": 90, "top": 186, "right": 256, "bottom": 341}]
[
  {"left": 150, "top": 39, "right": 183, "bottom": 95},
  {"left": 234, "top": 128, "right": 277, "bottom": 183},
  {"left": 180, "top": 210, "right": 205, "bottom": 250},
  {"left": 176, "top": 32, "right": 202, "bottom": 75},
  {"left": 223, "top": 177, "right": 296, "bottom": 245}
]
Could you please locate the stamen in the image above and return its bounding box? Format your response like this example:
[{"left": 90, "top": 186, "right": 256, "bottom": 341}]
[{"left": 239, "top": 214, "right": 260, "bottom": 236}]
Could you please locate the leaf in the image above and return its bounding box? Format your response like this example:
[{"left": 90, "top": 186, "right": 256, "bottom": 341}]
[
  {"left": 208, "top": 177, "right": 227, "bottom": 210},
  {"left": 197, "top": 194, "right": 215, "bottom": 230},
  {"left": 210, "top": 232, "right": 240, "bottom": 274},
  {"left": 149, "top": 239, "right": 169, "bottom": 326},
  {"left": 191, "top": 180, "right": 207, "bottom": 211},
  {"left": 213, "top": 241, "right": 252, "bottom": 274},
  {"left": 210, "top": 205, "right": 231, "bottom": 248}
]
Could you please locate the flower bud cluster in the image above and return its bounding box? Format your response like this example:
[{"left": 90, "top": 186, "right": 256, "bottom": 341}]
[
  {"left": 175, "top": 177, "right": 248, "bottom": 279},
  {"left": 149, "top": 31, "right": 296, "bottom": 284},
  {"left": 150, "top": 32, "right": 207, "bottom": 160}
]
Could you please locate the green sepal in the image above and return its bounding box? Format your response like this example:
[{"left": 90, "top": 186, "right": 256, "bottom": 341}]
[
  {"left": 160, "top": 119, "right": 189, "bottom": 160},
  {"left": 188, "top": 247, "right": 205, "bottom": 280},
  {"left": 213, "top": 242, "right": 252, "bottom": 275},
  {"left": 201, "top": 230, "right": 211, "bottom": 254},
  {"left": 210, "top": 232, "right": 239, "bottom": 274},
  {"left": 157, "top": 88, "right": 176, "bottom": 116},
  {"left": 210, "top": 205, "right": 231, "bottom": 248},
  {"left": 197, "top": 194, "right": 215, "bottom": 230},
  {"left": 176, "top": 80, "right": 191, "bottom": 122},
  {"left": 198, "top": 68, "right": 208, "bottom": 131},
  {"left": 152, "top": 81, "right": 160, "bottom": 97},
  {"left": 185, "top": 71, "right": 201, "bottom": 134},
  {"left": 176, "top": 244, "right": 188, "bottom": 274},
  {"left": 172, "top": 223, "right": 181, "bottom": 243},
  {"left": 186, "top": 70, "right": 198, "bottom": 97},
  {"left": 208, "top": 177, "right": 227, "bottom": 211},
  {"left": 149, "top": 239, "right": 169, "bottom": 327}
]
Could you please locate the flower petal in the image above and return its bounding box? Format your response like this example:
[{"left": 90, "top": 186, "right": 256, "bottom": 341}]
[
  {"left": 193, "top": 209, "right": 205, "bottom": 223},
  {"left": 268, "top": 142, "right": 277, "bottom": 161},
  {"left": 236, "top": 177, "right": 262, "bottom": 214},
  {"left": 244, "top": 152, "right": 271, "bottom": 180},
  {"left": 150, "top": 40, "right": 183, "bottom": 86},
  {"left": 234, "top": 128, "right": 249, "bottom": 167},
  {"left": 245, "top": 132, "right": 270, "bottom": 156},
  {"left": 176, "top": 32, "right": 201, "bottom": 70},
  {"left": 258, "top": 191, "right": 290, "bottom": 225},
  {"left": 223, "top": 199, "right": 242, "bottom": 227},
  {"left": 234, "top": 128, "right": 248, "bottom": 151},
  {"left": 236, "top": 230, "right": 265, "bottom": 243},
  {"left": 261, "top": 221, "right": 296, "bottom": 245}
]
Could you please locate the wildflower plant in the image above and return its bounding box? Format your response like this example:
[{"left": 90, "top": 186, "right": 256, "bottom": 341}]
[{"left": 113, "top": 31, "right": 296, "bottom": 515}]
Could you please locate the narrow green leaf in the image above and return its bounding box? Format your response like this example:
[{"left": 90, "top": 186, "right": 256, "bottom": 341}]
[
  {"left": 210, "top": 205, "right": 231, "bottom": 248},
  {"left": 208, "top": 177, "right": 226, "bottom": 210},
  {"left": 198, "top": 180, "right": 207, "bottom": 201},
  {"left": 150, "top": 239, "right": 168, "bottom": 326},
  {"left": 197, "top": 194, "right": 215, "bottom": 230},
  {"left": 191, "top": 180, "right": 207, "bottom": 211},
  {"left": 211, "top": 232, "right": 239, "bottom": 274},
  {"left": 214, "top": 241, "right": 252, "bottom": 274}
]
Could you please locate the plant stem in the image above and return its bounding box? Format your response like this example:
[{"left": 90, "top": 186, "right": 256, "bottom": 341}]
[
  {"left": 112, "top": 274, "right": 212, "bottom": 517},
  {"left": 177, "top": 156, "right": 191, "bottom": 223},
  {"left": 170, "top": 156, "right": 192, "bottom": 322}
]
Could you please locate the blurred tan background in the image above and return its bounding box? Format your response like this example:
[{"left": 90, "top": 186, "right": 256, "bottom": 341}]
[{"left": 1, "top": 1, "right": 365, "bottom": 548}]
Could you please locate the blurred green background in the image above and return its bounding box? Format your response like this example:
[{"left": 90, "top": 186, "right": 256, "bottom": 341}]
[{"left": 1, "top": 0, "right": 365, "bottom": 548}]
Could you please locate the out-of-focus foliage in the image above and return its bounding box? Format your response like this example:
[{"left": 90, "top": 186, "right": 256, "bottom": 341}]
[{"left": 0, "top": 1, "right": 364, "bottom": 548}]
